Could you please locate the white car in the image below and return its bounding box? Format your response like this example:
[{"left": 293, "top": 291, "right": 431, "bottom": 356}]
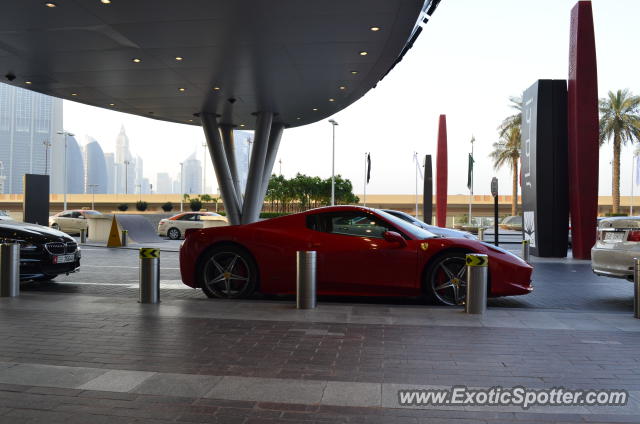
[
  {"left": 591, "top": 216, "right": 640, "bottom": 281},
  {"left": 49, "top": 210, "right": 102, "bottom": 235},
  {"left": 158, "top": 212, "right": 228, "bottom": 240}
]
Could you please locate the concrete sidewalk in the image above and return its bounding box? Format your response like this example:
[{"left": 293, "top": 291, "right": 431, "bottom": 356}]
[{"left": 0, "top": 291, "right": 639, "bottom": 423}]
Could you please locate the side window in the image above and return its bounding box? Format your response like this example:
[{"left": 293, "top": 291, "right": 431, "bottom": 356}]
[
  {"left": 308, "top": 212, "right": 391, "bottom": 239},
  {"left": 59, "top": 212, "right": 72, "bottom": 218},
  {"left": 71, "top": 212, "right": 82, "bottom": 218},
  {"left": 179, "top": 214, "right": 194, "bottom": 221}
]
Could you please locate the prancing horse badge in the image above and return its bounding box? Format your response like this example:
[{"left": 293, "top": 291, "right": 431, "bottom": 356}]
[{"left": 420, "top": 242, "right": 428, "bottom": 251}]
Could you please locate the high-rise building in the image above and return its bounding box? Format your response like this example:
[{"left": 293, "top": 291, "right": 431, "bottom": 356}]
[
  {"left": 233, "top": 130, "right": 252, "bottom": 195},
  {"left": 114, "top": 125, "right": 136, "bottom": 194},
  {"left": 156, "top": 172, "right": 172, "bottom": 194},
  {"left": 182, "top": 153, "right": 202, "bottom": 194},
  {"left": 65, "top": 134, "right": 85, "bottom": 194},
  {"left": 104, "top": 152, "right": 115, "bottom": 194},
  {"left": 83, "top": 137, "right": 108, "bottom": 194},
  {"left": 0, "top": 83, "right": 63, "bottom": 193},
  {"left": 172, "top": 178, "right": 181, "bottom": 195},
  {"left": 135, "top": 155, "right": 144, "bottom": 193}
]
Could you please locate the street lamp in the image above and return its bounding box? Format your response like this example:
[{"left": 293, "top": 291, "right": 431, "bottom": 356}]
[
  {"left": 123, "top": 160, "right": 130, "bottom": 194},
  {"left": 136, "top": 183, "right": 142, "bottom": 201},
  {"left": 57, "top": 130, "right": 74, "bottom": 211},
  {"left": 328, "top": 119, "right": 338, "bottom": 205},
  {"left": 87, "top": 184, "right": 99, "bottom": 210},
  {"left": 202, "top": 142, "right": 207, "bottom": 194},
  {"left": 179, "top": 162, "right": 184, "bottom": 212},
  {"left": 43, "top": 140, "right": 51, "bottom": 175}
]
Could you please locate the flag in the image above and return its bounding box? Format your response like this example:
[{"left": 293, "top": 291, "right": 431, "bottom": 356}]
[
  {"left": 366, "top": 153, "right": 371, "bottom": 184},
  {"left": 467, "top": 153, "right": 474, "bottom": 190}
]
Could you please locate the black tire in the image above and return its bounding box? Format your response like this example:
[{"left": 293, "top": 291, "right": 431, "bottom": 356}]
[
  {"left": 198, "top": 244, "right": 257, "bottom": 299},
  {"left": 424, "top": 251, "right": 468, "bottom": 306},
  {"left": 51, "top": 223, "right": 59, "bottom": 230},
  {"left": 167, "top": 227, "right": 181, "bottom": 240}
]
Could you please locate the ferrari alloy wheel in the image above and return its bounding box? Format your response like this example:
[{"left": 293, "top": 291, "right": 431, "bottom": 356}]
[
  {"left": 427, "top": 253, "right": 468, "bottom": 306},
  {"left": 167, "top": 227, "right": 181, "bottom": 240},
  {"left": 200, "top": 246, "right": 256, "bottom": 299}
]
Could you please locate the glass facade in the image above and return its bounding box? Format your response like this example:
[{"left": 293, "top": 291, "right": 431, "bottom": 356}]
[{"left": 0, "top": 83, "right": 62, "bottom": 194}]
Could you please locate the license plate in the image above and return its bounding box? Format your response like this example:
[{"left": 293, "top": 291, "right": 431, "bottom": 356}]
[
  {"left": 53, "top": 254, "right": 75, "bottom": 264},
  {"left": 604, "top": 232, "right": 625, "bottom": 242}
]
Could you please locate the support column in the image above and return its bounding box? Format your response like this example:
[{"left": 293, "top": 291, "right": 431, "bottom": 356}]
[
  {"left": 436, "top": 115, "right": 448, "bottom": 228},
  {"left": 568, "top": 1, "right": 599, "bottom": 259},
  {"left": 220, "top": 124, "right": 243, "bottom": 205},
  {"left": 423, "top": 155, "right": 433, "bottom": 224},
  {"left": 201, "top": 113, "right": 242, "bottom": 225},
  {"left": 241, "top": 112, "right": 273, "bottom": 224},
  {"left": 260, "top": 123, "right": 285, "bottom": 201}
]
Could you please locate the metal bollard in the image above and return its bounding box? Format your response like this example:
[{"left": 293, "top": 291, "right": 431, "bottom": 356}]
[
  {"left": 478, "top": 227, "right": 485, "bottom": 241},
  {"left": 296, "top": 251, "right": 317, "bottom": 309},
  {"left": 521, "top": 239, "right": 530, "bottom": 263},
  {"left": 139, "top": 248, "right": 160, "bottom": 304},
  {"left": 80, "top": 229, "right": 87, "bottom": 244},
  {"left": 0, "top": 244, "right": 20, "bottom": 297},
  {"left": 465, "top": 253, "right": 488, "bottom": 315},
  {"left": 634, "top": 258, "right": 640, "bottom": 319},
  {"left": 121, "top": 230, "right": 128, "bottom": 247}
]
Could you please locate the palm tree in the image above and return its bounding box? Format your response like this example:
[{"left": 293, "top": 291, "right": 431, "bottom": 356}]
[
  {"left": 490, "top": 125, "right": 520, "bottom": 215},
  {"left": 599, "top": 89, "right": 640, "bottom": 214},
  {"left": 498, "top": 96, "right": 523, "bottom": 138}
]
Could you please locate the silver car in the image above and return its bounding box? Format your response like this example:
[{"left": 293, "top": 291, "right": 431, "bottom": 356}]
[
  {"left": 381, "top": 209, "right": 477, "bottom": 240},
  {"left": 591, "top": 216, "right": 640, "bottom": 281}
]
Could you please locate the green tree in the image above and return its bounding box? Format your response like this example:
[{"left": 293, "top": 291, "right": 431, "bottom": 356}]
[
  {"left": 599, "top": 89, "right": 640, "bottom": 214},
  {"left": 490, "top": 125, "right": 520, "bottom": 216},
  {"left": 498, "top": 96, "right": 523, "bottom": 138}
]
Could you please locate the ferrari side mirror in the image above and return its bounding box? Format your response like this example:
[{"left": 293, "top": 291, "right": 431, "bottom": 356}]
[{"left": 383, "top": 231, "right": 406, "bottom": 246}]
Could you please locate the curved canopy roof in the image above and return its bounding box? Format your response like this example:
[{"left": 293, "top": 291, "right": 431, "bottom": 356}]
[{"left": 1, "top": 0, "right": 438, "bottom": 129}]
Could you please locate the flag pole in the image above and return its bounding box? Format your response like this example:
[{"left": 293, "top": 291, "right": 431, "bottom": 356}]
[
  {"left": 363, "top": 152, "right": 367, "bottom": 207},
  {"left": 414, "top": 152, "right": 419, "bottom": 218},
  {"left": 632, "top": 148, "right": 639, "bottom": 216},
  {"left": 469, "top": 136, "right": 475, "bottom": 226}
]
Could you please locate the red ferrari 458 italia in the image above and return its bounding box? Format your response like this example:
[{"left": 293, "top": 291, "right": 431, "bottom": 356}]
[{"left": 180, "top": 206, "right": 533, "bottom": 305}]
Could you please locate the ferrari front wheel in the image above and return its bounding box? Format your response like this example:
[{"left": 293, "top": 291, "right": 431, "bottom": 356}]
[
  {"left": 426, "top": 252, "right": 468, "bottom": 306},
  {"left": 199, "top": 245, "right": 257, "bottom": 299}
]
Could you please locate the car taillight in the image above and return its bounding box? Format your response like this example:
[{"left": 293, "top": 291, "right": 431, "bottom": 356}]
[{"left": 628, "top": 230, "right": 640, "bottom": 242}]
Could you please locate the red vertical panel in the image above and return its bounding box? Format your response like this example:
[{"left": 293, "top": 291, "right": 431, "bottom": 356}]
[
  {"left": 568, "top": 1, "right": 599, "bottom": 259},
  {"left": 436, "top": 114, "right": 448, "bottom": 228}
]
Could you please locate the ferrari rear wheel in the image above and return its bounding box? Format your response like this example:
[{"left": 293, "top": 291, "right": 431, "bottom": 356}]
[
  {"left": 426, "top": 252, "right": 468, "bottom": 306},
  {"left": 199, "top": 245, "right": 256, "bottom": 299}
]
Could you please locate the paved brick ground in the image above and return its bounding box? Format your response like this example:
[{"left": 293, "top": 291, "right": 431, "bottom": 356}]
[{"left": 0, "top": 246, "right": 638, "bottom": 423}]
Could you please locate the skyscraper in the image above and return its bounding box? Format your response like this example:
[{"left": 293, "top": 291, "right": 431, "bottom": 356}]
[
  {"left": 114, "top": 125, "right": 136, "bottom": 194},
  {"left": 182, "top": 153, "right": 202, "bottom": 194},
  {"left": 0, "top": 83, "right": 63, "bottom": 193},
  {"left": 83, "top": 137, "right": 107, "bottom": 194},
  {"left": 104, "top": 152, "right": 115, "bottom": 194},
  {"left": 66, "top": 135, "right": 85, "bottom": 194},
  {"left": 156, "top": 172, "right": 172, "bottom": 194}
]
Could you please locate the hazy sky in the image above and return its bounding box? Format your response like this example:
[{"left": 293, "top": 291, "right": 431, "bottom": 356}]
[{"left": 63, "top": 0, "right": 640, "bottom": 197}]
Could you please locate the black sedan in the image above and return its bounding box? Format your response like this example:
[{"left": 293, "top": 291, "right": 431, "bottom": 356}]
[{"left": 0, "top": 220, "right": 80, "bottom": 281}]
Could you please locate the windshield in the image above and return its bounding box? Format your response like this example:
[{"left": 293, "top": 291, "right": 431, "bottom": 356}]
[{"left": 375, "top": 209, "right": 437, "bottom": 239}]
